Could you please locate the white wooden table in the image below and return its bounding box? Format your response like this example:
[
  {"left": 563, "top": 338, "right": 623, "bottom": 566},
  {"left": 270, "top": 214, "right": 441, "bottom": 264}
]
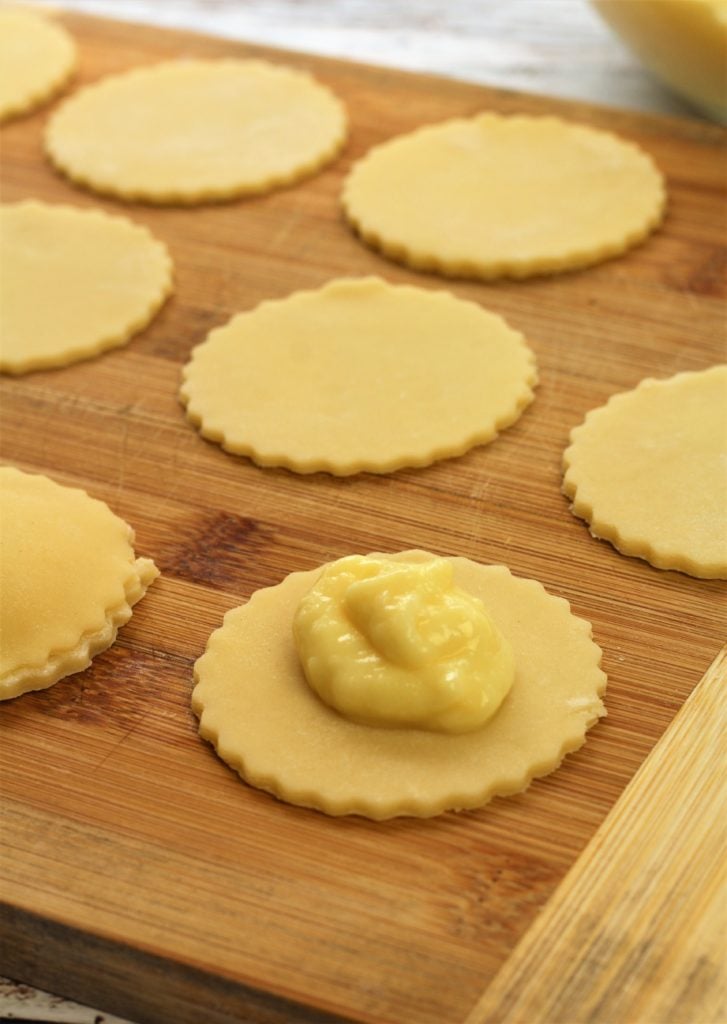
[
  {"left": 0, "top": 1, "right": 708, "bottom": 1021},
  {"left": 32, "top": 0, "right": 703, "bottom": 117}
]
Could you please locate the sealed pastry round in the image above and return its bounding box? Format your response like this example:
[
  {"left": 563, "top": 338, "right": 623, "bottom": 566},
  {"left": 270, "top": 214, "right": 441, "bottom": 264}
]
[
  {"left": 192, "top": 551, "right": 607, "bottom": 820},
  {"left": 180, "top": 277, "right": 537, "bottom": 475},
  {"left": 343, "top": 113, "right": 665, "bottom": 279},
  {"left": 563, "top": 365, "right": 727, "bottom": 578},
  {"left": 0, "top": 9, "right": 76, "bottom": 122},
  {"left": 0, "top": 201, "right": 172, "bottom": 374},
  {"left": 0, "top": 466, "right": 158, "bottom": 701},
  {"left": 45, "top": 59, "right": 347, "bottom": 204}
]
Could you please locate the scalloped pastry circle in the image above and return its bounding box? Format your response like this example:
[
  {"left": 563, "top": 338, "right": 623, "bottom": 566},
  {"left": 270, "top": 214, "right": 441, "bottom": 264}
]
[
  {"left": 180, "top": 276, "right": 537, "bottom": 475},
  {"left": 45, "top": 59, "right": 347, "bottom": 204},
  {"left": 192, "top": 551, "right": 607, "bottom": 820},
  {"left": 0, "top": 201, "right": 173, "bottom": 374},
  {"left": 0, "top": 9, "right": 76, "bottom": 122},
  {"left": 563, "top": 365, "right": 727, "bottom": 578},
  {"left": 342, "top": 113, "right": 665, "bottom": 280},
  {"left": 0, "top": 466, "right": 158, "bottom": 701}
]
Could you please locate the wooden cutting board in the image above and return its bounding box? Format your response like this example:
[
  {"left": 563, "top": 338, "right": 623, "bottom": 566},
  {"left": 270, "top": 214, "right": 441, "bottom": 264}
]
[{"left": 0, "top": 11, "right": 725, "bottom": 1024}]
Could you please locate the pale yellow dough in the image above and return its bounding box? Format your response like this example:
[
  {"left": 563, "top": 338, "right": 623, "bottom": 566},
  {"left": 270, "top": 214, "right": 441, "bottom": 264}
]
[
  {"left": 0, "top": 201, "right": 173, "bottom": 374},
  {"left": 563, "top": 366, "right": 727, "bottom": 578},
  {"left": 192, "top": 551, "right": 607, "bottom": 819},
  {"left": 342, "top": 113, "right": 665, "bottom": 280},
  {"left": 0, "top": 9, "right": 76, "bottom": 122},
  {"left": 180, "top": 277, "right": 537, "bottom": 475},
  {"left": 0, "top": 466, "right": 158, "bottom": 701},
  {"left": 45, "top": 59, "right": 347, "bottom": 204}
]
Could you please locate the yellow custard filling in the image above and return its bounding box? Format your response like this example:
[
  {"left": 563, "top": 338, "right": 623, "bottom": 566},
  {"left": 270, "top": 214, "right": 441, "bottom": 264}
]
[{"left": 293, "top": 554, "right": 515, "bottom": 733}]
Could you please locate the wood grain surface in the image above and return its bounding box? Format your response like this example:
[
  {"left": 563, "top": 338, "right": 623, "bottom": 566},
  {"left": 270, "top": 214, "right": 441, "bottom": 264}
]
[
  {"left": 467, "top": 646, "right": 727, "bottom": 1024},
  {"left": 0, "top": 12, "right": 725, "bottom": 1024}
]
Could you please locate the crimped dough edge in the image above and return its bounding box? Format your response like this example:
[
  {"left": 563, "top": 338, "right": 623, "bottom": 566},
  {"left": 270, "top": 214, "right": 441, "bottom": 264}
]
[
  {"left": 192, "top": 552, "right": 607, "bottom": 820},
  {"left": 0, "top": 11, "right": 77, "bottom": 123},
  {"left": 0, "top": 466, "right": 160, "bottom": 700},
  {"left": 179, "top": 276, "right": 538, "bottom": 475},
  {"left": 0, "top": 200, "right": 174, "bottom": 374},
  {"left": 342, "top": 113, "right": 666, "bottom": 281},
  {"left": 44, "top": 59, "right": 348, "bottom": 205},
  {"left": 0, "top": 556, "right": 158, "bottom": 701},
  {"left": 562, "top": 368, "right": 727, "bottom": 579}
]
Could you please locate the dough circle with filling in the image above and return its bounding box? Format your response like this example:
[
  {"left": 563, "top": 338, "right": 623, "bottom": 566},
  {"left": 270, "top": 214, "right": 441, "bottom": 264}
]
[
  {"left": 342, "top": 113, "right": 665, "bottom": 280},
  {"left": 0, "top": 466, "right": 158, "bottom": 701},
  {"left": 0, "top": 201, "right": 173, "bottom": 374},
  {"left": 180, "top": 277, "right": 537, "bottom": 475},
  {"left": 563, "top": 365, "right": 727, "bottom": 578},
  {"left": 0, "top": 9, "right": 76, "bottom": 122},
  {"left": 192, "top": 551, "right": 607, "bottom": 820},
  {"left": 45, "top": 59, "right": 347, "bottom": 204}
]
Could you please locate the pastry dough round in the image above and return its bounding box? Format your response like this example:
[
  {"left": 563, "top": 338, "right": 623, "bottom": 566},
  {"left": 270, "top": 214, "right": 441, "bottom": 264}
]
[
  {"left": 0, "top": 9, "right": 76, "bottom": 122},
  {"left": 0, "top": 201, "right": 173, "bottom": 374},
  {"left": 563, "top": 366, "right": 727, "bottom": 578},
  {"left": 343, "top": 113, "right": 665, "bottom": 280},
  {"left": 0, "top": 466, "right": 159, "bottom": 701},
  {"left": 192, "top": 551, "right": 606, "bottom": 819},
  {"left": 45, "top": 59, "right": 347, "bottom": 204},
  {"left": 180, "top": 277, "right": 537, "bottom": 475}
]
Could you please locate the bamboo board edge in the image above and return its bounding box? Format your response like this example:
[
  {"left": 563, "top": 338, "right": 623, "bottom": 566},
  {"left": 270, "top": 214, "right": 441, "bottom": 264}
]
[{"left": 465, "top": 646, "right": 727, "bottom": 1024}]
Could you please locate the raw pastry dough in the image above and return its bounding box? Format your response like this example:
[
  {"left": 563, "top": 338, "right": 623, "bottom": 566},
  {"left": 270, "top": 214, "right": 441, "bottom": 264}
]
[
  {"left": 0, "top": 9, "right": 76, "bottom": 122},
  {"left": 563, "top": 366, "right": 727, "bottom": 578},
  {"left": 180, "top": 277, "right": 537, "bottom": 475},
  {"left": 343, "top": 113, "right": 665, "bottom": 280},
  {"left": 192, "top": 551, "right": 606, "bottom": 819},
  {"left": 0, "top": 201, "right": 172, "bottom": 374},
  {"left": 45, "top": 59, "right": 347, "bottom": 204},
  {"left": 0, "top": 466, "right": 158, "bottom": 701}
]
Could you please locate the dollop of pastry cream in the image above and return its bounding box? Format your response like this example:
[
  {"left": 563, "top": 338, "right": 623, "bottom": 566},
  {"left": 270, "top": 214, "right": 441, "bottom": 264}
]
[
  {"left": 191, "top": 550, "right": 607, "bottom": 820},
  {"left": 293, "top": 555, "right": 514, "bottom": 733}
]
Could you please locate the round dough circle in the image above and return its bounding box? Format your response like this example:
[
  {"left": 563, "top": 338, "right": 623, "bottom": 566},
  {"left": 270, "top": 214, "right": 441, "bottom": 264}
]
[
  {"left": 563, "top": 366, "right": 727, "bottom": 578},
  {"left": 0, "top": 466, "right": 158, "bottom": 701},
  {"left": 45, "top": 59, "right": 347, "bottom": 204},
  {"left": 0, "top": 201, "right": 173, "bottom": 374},
  {"left": 180, "top": 277, "right": 537, "bottom": 475},
  {"left": 342, "top": 113, "right": 665, "bottom": 280},
  {"left": 192, "top": 551, "right": 606, "bottom": 819},
  {"left": 0, "top": 9, "right": 76, "bottom": 122}
]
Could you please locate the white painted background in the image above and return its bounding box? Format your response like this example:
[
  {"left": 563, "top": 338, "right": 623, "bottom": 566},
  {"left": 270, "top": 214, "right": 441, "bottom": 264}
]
[
  {"left": 0, "top": 1, "right": 707, "bottom": 1021},
  {"left": 29, "top": 0, "right": 704, "bottom": 116}
]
